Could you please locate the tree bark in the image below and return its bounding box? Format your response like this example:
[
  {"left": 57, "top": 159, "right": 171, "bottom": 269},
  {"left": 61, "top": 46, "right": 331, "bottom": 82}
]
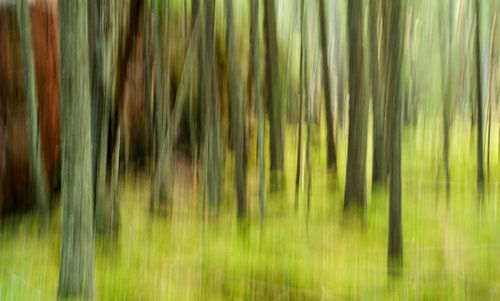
[
  {"left": 475, "top": 0, "right": 484, "bottom": 187},
  {"left": 295, "top": 0, "right": 305, "bottom": 210},
  {"left": 57, "top": 0, "right": 95, "bottom": 298},
  {"left": 202, "top": 0, "right": 222, "bottom": 210},
  {"left": 264, "top": 0, "right": 284, "bottom": 184},
  {"left": 251, "top": 0, "right": 265, "bottom": 225},
  {"left": 319, "top": 0, "right": 338, "bottom": 174},
  {"left": 225, "top": 0, "right": 247, "bottom": 218},
  {"left": 387, "top": 0, "right": 405, "bottom": 276},
  {"left": 369, "top": 1, "right": 387, "bottom": 187},
  {"left": 17, "top": 0, "right": 49, "bottom": 217},
  {"left": 344, "top": 0, "right": 368, "bottom": 214}
]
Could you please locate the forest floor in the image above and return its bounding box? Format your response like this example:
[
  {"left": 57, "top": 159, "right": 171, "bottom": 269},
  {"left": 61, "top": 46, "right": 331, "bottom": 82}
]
[{"left": 2, "top": 119, "right": 500, "bottom": 300}]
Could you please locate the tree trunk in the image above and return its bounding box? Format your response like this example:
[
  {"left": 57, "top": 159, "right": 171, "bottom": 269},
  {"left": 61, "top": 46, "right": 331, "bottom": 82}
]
[
  {"left": 344, "top": 0, "right": 368, "bottom": 214},
  {"left": 202, "top": 0, "right": 222, "bottom": 210},
  {"left": 319, "top": 0, "right": 338, "bottom": 174},
  {"left": 486, "top": 14, "right": 496, "bottom": 181},
  {"left": 475, "top": 0, "right": 484, "bottom": 187},
  {"left": 251, "top": 0, "right": 265, "bottom": 225},
  {"left": 225, "top": 0, "right": 247, "bottom": 218},
  {"left": 369, "top": 1, "right": 387, "bottom": 187},
  {"left": 387, "top": 0, "right": 405, "bottom": 276},
  {"left": 17, "top": 0, "right": 48, "bottom": 217},
  {"left": 57, "top": 0, "right": 95, "bottom": 298},
  {"left": 334, "top": 0, "right": 345, "bottom": 130},
  {"left": 264, "top": 0, "right": 284, "bottom": 185},
  {"left": 151, "top": 0, "right": 172, "bottom": 213},
  {"left": 302, "top": 0, "right": 311, "bottom": 225},
  {"left": 295, "top": 0, "right": 305, "bottom": 210}
]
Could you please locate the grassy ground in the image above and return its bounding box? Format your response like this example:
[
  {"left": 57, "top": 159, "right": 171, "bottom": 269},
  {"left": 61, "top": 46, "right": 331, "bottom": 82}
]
[{"left": 2, "top": 118, "right": 500, "bottom": 300}]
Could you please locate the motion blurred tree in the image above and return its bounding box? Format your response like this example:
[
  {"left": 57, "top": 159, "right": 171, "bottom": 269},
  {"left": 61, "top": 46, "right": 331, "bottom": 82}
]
[
  {"left": 369, "top": 1, "right": 388, "bottom": 188},
  {"left": 225, "top": 0, "right": 247, "bottom": 218},
  {"left": 202, "top": 0, "right": 223, "bottom": 210},
  {"left": 475, "top": 0, "right": 484, "bottom": 187},
  {"left": 318, "top": 0, "right": 338, "bottom": 175},
  {"left": 17, "top": 0, "right": 48, "bottom": 218},
  {"left": 58, "top": 0, "right": 95, "bottom": 298},
  {"left": 264, "top": 0, "right": 284, "bottom": 187},
  {"left": 344, "top": 0, "right": 368, "bottom": 215},
  {"left": 387, "top": 0, "right": 405, "bottom": 276},
  {"left": 250, "top": 0, "right": 265, "bottom": 224}
]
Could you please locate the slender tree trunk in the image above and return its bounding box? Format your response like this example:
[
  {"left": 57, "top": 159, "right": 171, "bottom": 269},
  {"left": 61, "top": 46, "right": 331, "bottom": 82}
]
[
  {"left": 251, "top": 0, "right": 265, "bottom": 225},
  {"left": 486, "top": 14, "right": 496, "bottom": 180},
  {"left": 319, "top": 0, "right": 338, "bottom": 174},
  {"left": 334, "top": 0, "right": 345, "bottom": 131},
  {"left": 225, "top": 0, "right": 247, "bottom": 218},
  {"left": 344, "top": 0, "right": 368, "bottom": 214},
  {"left": 58, "top": 0, "right": 95, "bottom": 298},
  {"left": 143, "top": 1, "right": 153, "bottom": 162},
  {"left": 17, "top": 0, "right": 48, "bottom": 217},
  {"left": 475, "top": 0, "right": 484, "bottom": 187},
  {"left": 202, "top": 0, "right": 222, "bottom": 210},
  {"left": 264, "top": 0, "right": 284, "bottom": 185},
  {"left": 438, "top": 0, "right": 453, "bottom": 202},
  {"left": 387, "top": 0, "right": 405, "bottom": 276},
  {"left": 151, "top": 0, "right": 172, "bottom": 213},
  {"left": 369, "top": 1, "right": 387, "bottom": 187},
  {"left": 302, "top": 0, "right": 311, "bottom": 226},
  {"left": 295, "top": 0, "right": 305, "bottom": 211}
]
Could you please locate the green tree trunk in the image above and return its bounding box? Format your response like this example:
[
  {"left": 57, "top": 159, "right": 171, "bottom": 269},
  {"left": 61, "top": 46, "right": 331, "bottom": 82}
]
[
  {"left": 57, "top": 0, "right": 95, "bottom": 298},
  {"left": 17, "top": 0, "right": 48, "bottom": 218},
  {"left": 475, "top": 0, "right": 484, "bottom": 187},
  {"left": 387, "top": 0, "right": 405, "bottom": 276},
  {"left": 202, "top": 0, "right": 222, "bottom": 210},
  {"left": 264, "top": 0, "right": 284, "bottom": 186},
  {"left": 318, "top": 0, "right": 338, "bottom": 174},
  {"left": 251, "top": 0, "right": 265, "bottom": 225},
  {"left": 369, "top": 1, "right": 387, "bottom": 187},
  {"left": 225, "top": 0, "right": 247, "bottom": 218},
  {"left": 295, "top": 0, "right": 305, "bottom": 210},
  {"left": 344, "top": 0, "right": 368, "bottom": 215}
]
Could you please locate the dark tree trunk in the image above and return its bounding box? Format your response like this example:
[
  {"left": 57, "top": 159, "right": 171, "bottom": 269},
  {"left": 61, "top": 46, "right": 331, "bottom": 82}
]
[
  {"left": 333, "top": 0, "right": 345, "bottom": 130},
  {"left": 486, "top": 15, "right": 496, "bottom": 180},
  {"left": 295, "top": 0, "right": 305, "bottom": 210},
  {"left": 225, "top": 0, "right": 247, "bottom": 218},
  {"left": 369, "top": 1, "right": 387, "bottom": 187},
  {"left": 302, "top": 0, "right": 311, "bottom": 225},
  {"left": 318, "top": 0, "right": 338, "bottom": 174},
  {"left": 202, "top": 0, "right": 222, "bottom": 210},
  {"left": 386, "top": 0, "right": 405, "bottom": 276},
  {"left": 475, "top": 0, "right": 484, "bottom": 187},
  {"left": 264, "top": 0, "right": 284, "bottom": 184},
  {"left": 438, "top": 0, "right": 453, "bottom": 202},
  {"left": 57, "top": 0, "right": 95, "bottom": 298},
  {"left": 344, "top": 0, "right": 368, "bottom": 214},
  {"left": 251, "top": 0, "right": 265, "bottom": 225},
  {"left": 17, "top": 0, "right": 49, "bottom": 217}
]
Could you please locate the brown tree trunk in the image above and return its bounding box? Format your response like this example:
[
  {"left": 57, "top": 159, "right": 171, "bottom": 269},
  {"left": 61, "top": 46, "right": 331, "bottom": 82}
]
[
  {"left": 387, "top": 0, "right": 405, "bottom": 276},
  {"left": 318, "top": 0, "right": 338, "bottom": 174},
  {"left": 225, "top": 0, "right": 247, "bottom": 218},
  {"left": 475, "top": 0, "right": 484, "bottom": 188},
  {"left": 251, "top": 0, "right": 265, "bottom": 225},
  {"left": 369, "top": 1, "right": 387, "bottom": 188},
  {"left": 344, "top": 0, "right": 369, "bottom": 214},
  {"left": 264, "top": 0, "right": 285, "bottom": 187},
  {"left": 17, "top": 0, "right": 49, "bottom": 218}
]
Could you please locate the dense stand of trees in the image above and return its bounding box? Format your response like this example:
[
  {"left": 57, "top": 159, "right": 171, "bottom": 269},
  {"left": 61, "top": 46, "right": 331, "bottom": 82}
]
[{"left": 7, "top": 0, "right": 500, "bottom": 298}]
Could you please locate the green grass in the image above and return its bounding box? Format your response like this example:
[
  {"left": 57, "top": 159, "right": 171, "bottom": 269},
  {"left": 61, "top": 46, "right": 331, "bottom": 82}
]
[{"left": 2, "top": 117, "right": 500, "bottom": 300}]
